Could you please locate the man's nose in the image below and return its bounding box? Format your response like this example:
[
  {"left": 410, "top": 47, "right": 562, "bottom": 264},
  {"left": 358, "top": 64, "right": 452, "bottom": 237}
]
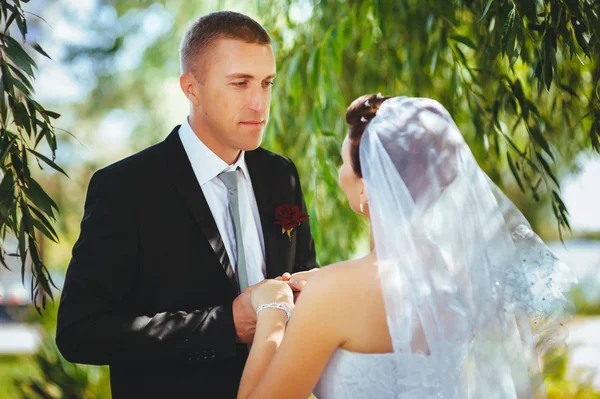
[{"left": 247, "top": 86, "right": 268, "bottom": 113}]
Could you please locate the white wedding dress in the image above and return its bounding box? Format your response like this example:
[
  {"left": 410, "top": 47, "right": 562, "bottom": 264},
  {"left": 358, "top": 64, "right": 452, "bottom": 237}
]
[{"left": 313, "top": 349, "right": 439, "bottom": 399}]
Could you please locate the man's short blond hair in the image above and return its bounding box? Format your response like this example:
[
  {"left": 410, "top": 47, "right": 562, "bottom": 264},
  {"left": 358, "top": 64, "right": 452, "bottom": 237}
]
[{"left": 179, "top": 11, "right": 271, "bottom": 79}]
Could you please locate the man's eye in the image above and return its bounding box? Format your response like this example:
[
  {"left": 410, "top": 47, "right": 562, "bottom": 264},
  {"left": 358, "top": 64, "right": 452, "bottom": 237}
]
[
  {"left": 233, "top": 81, "right": 247, "bottom": 87},
  {"left": 264, "top": 81, "right": 275, "bottom": 87}
]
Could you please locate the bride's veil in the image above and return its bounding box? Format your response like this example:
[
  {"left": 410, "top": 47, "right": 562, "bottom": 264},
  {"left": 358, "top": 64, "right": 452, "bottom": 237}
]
[{"left": 360, "top": 97, "right": 575, "bottom": 398}]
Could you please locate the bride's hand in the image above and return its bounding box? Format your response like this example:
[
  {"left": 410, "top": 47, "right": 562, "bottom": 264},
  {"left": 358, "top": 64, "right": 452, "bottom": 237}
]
[{"left": 250, "top": 279, "right": 294, "bottom": 312}]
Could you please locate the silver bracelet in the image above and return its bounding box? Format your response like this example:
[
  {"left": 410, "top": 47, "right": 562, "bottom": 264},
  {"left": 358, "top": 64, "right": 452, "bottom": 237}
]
[{"left": 256, "top": 302, "right": 291, "bottom": 322}]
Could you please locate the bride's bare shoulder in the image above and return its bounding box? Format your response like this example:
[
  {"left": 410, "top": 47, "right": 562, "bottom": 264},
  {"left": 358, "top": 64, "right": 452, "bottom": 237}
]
[
  {"left": 304, "top": 255, "right": 379, "bottom": 301},
  {"left": 293, "top": 254, "right": 382, "bottom": 345}
]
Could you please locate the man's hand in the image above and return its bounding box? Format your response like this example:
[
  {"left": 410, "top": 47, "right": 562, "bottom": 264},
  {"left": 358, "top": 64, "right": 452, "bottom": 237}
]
[
  {"left": 232, "top": 280, "right": 268, "bottom": 344},
  {"left": 280, "top": 268, "right": 319, "bottom": 302}
]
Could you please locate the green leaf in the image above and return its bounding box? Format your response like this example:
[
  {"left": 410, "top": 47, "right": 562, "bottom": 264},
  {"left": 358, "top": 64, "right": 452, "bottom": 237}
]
[
  {"left": 511, "top": 79, "right": 527, "bottom": 119},
  {"left": 45, "top": 130, "right": 57, "bottom": 153},
  {"left": 10, "top": 151, "right": 24, "bottom": 181},
  {"left": 0, "top": 174, "right": 15, "bottom": 227},
  {"left": 533, "top": 61, "right": 542, "bottom": 81},
  {"left": 572, "top": 18, "right": 590, "bottom": 55},
  {"left": 450, "top": 68, "right": 459, "bottom": 102},
  {"left": 1, "top": 63, "right": 14, "bottom": 95},
  {"left": 552, "top": 190, "right": 569, "bottom": 214},
  {"left": 320, "top": 130, "right": 338, "bottom": 138},
  {"left": 0, "top": 250, "right": 10, "bottom": 271},
  {"left": 536, "top": 152, "right": 559, "bottom": 187},
  {"left": 430, "top": 39, "right": 441, "bottom": 75},
  {"left": 26, "top": 100, "right": 38, "bottom": 136},
  {"left": 477, "top": 0, "right": 494, "bottom": 23},
  {"left": 44, "top": 110, "right": 61, "bottom": 120},
  {"left": 30, "top": 216, "right": 59, "bottom": 243},
  {"left": 450, "top": 35, "right": 477, "bottom": 50},
  {"left": 507, "top": 152, "right": 525, "bottom": 192},
  {"left": 543, "top": 30, "right": 556, "bottom": 90},
  {"left": 0, "top": 80, "right": 7, "bottom": 124},
  {"left": 24, "top": 178, "right": 59, "bottom": 217},
  {"left": 590, "top": 121, "right": 600, "bottom": 152},
  {"left": 9, "top": 73, "right": 32, "bottom": 97},
  {"left": 528, "top": 124, "right": 554, "bottom": 160},
  {"left": 27, "top": 149, "right": 68, "bottom": 176},
  {"left": 501, "top": 8, "right": 516, "bottom": 56},
  {"left": 28, "top": 206, "right": 59, "bottom": 243},
  {"left": 426, "top": 14, "right": 435, "bottom": 33},
  {"left": 16, "top": 14, "right": 28, "bottom": 39},
  {"left": 4, "top": 7, "right": 18, "bottom": 31},
  {"left": 32, "top": 43, "right": 51, "bottom": 60},
  {"left": 519, "top": 0, "right": 537, "bottom": 21},
  {"left": 7, "top": 63, "right": 34, "bottom": 92},
  {"left": 525, "top": 100, "right": 540, "bottom": 117},
  {"left": 29, "top": 99, "right": 46, "bottom": 113},
  {"left": 307, "top": 46, "right": 321, "bottom": 91},
  {"left": 285, "top": 52, "right": 301, "bottom": 90},
  {"left": 21, "top": 144, "right": 30, "bottom": 180},
  {"left": 0, "top": 169, "right": 15, "bottom": 203},
  {"left": 18, "top": 217, "right": 27, "bottom": 283},
  {"left": 11, "top": 100, "right": 31, "bottom": 134},
  {"left": 0, "top": 131, "right": 17, "bottom": 166},
  {"left": 506, "top": 25, "right": 518, "bottom": 65},
  {"left": 559, "top": 84, "right": 578, "bottom": 97},
  {"left": 28, "top": 235, "right": 54, "bottom": 303},
  {"left": 312, "top": 107, "right": 323, "bottom": 131},
  {"left": 35, "top": 125, "right": 49, "bottom": 147},
  {"left": 4, "top": 35, "right": 37, "bottom": 77}
]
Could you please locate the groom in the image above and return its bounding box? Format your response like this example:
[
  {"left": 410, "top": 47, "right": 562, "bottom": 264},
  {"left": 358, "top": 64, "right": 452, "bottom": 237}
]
[{"left": 56, "top": 11, "right": 317, "bottom": 399}]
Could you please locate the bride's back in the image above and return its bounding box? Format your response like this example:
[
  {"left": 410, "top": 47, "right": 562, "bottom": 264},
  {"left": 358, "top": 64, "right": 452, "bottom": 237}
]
[
  {"left": 315, "top": 253, "right": 429, "bottom": 356},
  {"left": 334, "top": 254, "right": 394, "bottom": 354},
  {"left": 311, "top": 254, "right": 442, "bottom": 399}
]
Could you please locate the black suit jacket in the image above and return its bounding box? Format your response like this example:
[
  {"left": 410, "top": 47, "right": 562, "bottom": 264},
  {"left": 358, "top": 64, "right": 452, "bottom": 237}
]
[{"left": 56, "top": 127, "right": 317, "bottom": 398}]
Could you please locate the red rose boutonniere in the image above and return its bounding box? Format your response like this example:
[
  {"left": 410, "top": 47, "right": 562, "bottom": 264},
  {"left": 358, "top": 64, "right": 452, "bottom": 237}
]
[{"left": 274, "top": 204, "right": 309, "bottom": 240}]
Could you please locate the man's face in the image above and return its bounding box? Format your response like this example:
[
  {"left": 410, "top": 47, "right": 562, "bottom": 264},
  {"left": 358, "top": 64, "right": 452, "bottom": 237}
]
[{"left": 192, "top": 38, "right": 276, "bottom": 153}]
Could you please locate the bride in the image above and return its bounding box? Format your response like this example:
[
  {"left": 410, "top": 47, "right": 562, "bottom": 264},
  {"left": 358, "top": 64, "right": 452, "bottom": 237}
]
[{"left": 237, "top": 95, "right": 573, "bottom": 399}]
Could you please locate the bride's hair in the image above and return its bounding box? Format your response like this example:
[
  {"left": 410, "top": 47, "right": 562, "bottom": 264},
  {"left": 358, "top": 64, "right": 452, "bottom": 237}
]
[
  {"left": 348, "top": 96, "right": 460, "bottom": 203},
  {"left": 345, "top": 94, "right": 392, "bottom": 177}
]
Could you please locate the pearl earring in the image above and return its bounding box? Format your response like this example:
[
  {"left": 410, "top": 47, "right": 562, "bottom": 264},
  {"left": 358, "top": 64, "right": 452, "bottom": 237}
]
[{"left": 360, "top": 203, "right": 364, "bottom": 213}]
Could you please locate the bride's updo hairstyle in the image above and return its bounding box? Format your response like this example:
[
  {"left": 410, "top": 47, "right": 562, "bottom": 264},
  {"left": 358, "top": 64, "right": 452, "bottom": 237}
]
[
  {"left": 350, "top": 95, "right": 462, "bottom": 205},
  {"left": 345, "top": 93, "right": 392, "bottom": 178}
]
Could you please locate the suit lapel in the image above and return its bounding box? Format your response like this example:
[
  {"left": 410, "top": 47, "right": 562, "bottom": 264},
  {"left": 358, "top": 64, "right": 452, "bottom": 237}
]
[
  {"left": 245, "top": 150, "right": 281, "bottom": 279},
  {"left": 164, "top": 127, "right": 238, "bottom": 294}
]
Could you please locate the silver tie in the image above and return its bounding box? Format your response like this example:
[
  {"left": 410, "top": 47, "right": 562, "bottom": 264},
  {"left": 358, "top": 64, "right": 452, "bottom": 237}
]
[{"left": 219, "top": 168, "right": 248, "bottom": 292}]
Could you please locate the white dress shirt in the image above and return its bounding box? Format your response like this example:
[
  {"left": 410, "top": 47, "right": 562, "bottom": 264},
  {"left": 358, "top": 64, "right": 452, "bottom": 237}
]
[{"left": 178, "top": 117, "right": 266, "bottom": 286}]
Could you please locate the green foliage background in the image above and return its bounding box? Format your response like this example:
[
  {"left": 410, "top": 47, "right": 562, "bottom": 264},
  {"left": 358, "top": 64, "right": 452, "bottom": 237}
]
[{"left": 29, "top": 0, "right": 598, "bottom": 267}]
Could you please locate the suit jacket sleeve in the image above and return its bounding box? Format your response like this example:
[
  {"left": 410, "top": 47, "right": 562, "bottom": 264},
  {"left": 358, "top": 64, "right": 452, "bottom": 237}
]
[
  {"left": 289, "top": 159, "right": 318, "bottom": 273},
  {"left": 56, "top": 169, "right": 237, "bottom": 367}
]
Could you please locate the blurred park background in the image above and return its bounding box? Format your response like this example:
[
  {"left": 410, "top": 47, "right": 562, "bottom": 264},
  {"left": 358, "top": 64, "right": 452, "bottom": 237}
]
[{"left": 0, "top": 0, "right": 599, "bottom": 397}]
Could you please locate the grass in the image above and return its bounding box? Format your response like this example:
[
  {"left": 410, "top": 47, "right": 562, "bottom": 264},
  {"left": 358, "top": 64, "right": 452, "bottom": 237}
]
[{"left": 0, "top": 355, "right": 41, "bottom": 399}]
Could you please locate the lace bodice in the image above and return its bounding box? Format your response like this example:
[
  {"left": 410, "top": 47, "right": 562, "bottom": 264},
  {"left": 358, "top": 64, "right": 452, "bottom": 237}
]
[{"left": 313, "top": 348, "right": 445, "bottom": 399}]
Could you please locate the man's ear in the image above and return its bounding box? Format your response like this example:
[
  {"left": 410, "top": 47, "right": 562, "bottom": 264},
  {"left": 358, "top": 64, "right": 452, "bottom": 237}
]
[{"left": 179, "top": 72, "right": 200, "bottom": 106}]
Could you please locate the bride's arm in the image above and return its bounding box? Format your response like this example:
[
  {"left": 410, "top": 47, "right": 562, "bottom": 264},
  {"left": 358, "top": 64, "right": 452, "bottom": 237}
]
[{"left": 237, "top": 266, "right": 349, "bottom": 399}]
